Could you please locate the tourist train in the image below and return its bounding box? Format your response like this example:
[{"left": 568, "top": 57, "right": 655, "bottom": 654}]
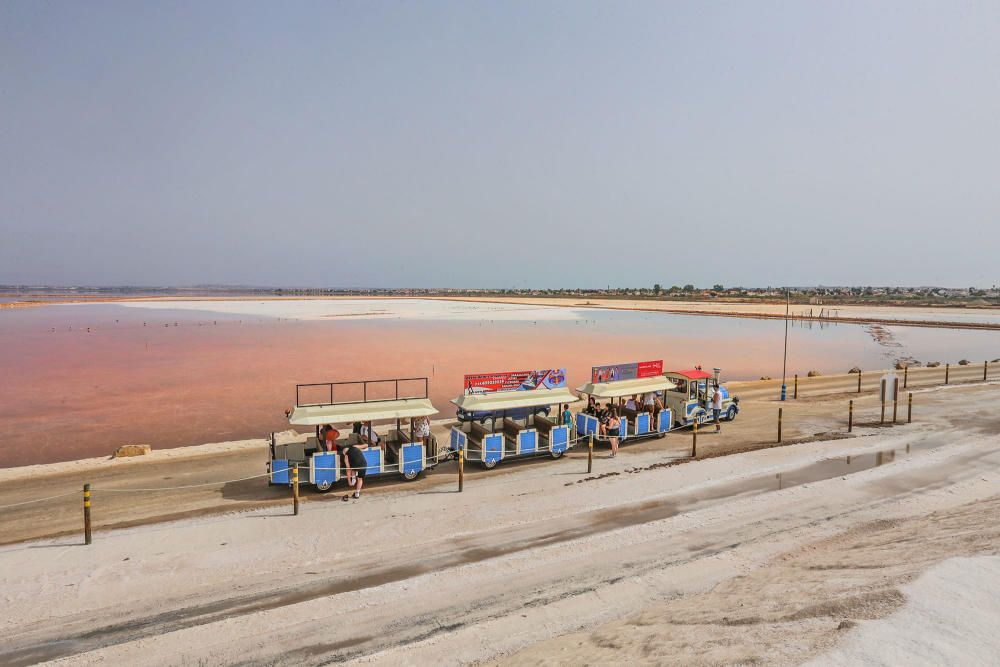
[{"left": 268, "top": 361, "right": 739, "bottom": 491}]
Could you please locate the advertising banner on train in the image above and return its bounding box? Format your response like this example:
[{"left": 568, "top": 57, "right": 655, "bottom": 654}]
[
  {"left": 463, "top": 369, "right": 567, "bottom": 395},
  {"left": 590, "top": 360, "right": 663, "bottom": 383}
]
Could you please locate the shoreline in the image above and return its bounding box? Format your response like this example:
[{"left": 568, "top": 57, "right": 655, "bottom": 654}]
[{"left": 5, "top": 294, "right": 1000, "bottom": 331}]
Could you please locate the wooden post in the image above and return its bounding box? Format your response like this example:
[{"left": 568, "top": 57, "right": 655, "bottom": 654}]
[
  {"left": 848, "top": 400, "right": 854, "bottom": 432},
  {"left": 777, "top": 408, "right": 783, "bottom": 443},
  {"left": 880, "top": 379, "right": 886, "bottom": 424},
  {"left": 857, "top": 370, "right": 862, "bottom": 393},
  {"left": 587, "top": 433, "right": 593, "bottom": 473},
  {"left": 692, "top": 420, "right": 698, "bottom": 458},
  {"left": 985, "top": 361, "right": 989, "bottom": 382},
  {"left": 903, "top": 365, "right": 908, "bottom": 389},
  {"left": 458, "top": 447, "right": 465, "bottom": 492},
  {"left": 907, "top": 392, "right": 913, "bottom": 423},
  {"left": 83, "top": 483, "right": 92, "bottom": 545},
  {"left": 292, "top": 464, "right": 299, "bottom": 516},
  {"left": 892, "top": 379, "right": 899, "bottom": 423},
  {"left": 945, "top": 363, "right": 950, "bottom": 385},
  {"left": 794, "top": 374, "right": 798, "bottom": 399}
]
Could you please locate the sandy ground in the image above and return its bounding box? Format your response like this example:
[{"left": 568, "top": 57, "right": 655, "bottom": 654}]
[
  {"left": 0, "top": 379, "right": 997, "bottom": 665},
  {"left": 0, "top": 366, "right": 992, "bottom": 545},
  {"left": 439, "top": 296, "right": 1000, "bottom": 328}
]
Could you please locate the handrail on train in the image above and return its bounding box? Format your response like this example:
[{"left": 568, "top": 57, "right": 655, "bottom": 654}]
[{"left": 295, "top": 377, "right": 429, "bottom": 408}]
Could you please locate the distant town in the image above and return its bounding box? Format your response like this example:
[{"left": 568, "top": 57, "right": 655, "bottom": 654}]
[{"left": 2, "top": 284, "right": 999, "bottom": 308}]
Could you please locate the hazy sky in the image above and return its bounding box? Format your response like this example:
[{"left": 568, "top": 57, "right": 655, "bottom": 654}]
[{"left": 2, "top": 1, "right": 999, "bottom": 288}]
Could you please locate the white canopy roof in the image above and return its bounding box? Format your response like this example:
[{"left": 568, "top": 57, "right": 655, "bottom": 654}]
[
  {"left": 576, "top": 376, "right": 676, "bottom": 398},
  {"left": 452, "top": 388, "right": 581, "bottom": 412},
  {"left": 287, "top": 398, "right": 438, "bottom": 426}
]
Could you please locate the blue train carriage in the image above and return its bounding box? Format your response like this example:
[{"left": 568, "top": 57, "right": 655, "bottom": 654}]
[
  {"left": 662, "top": 368, "right": 740, "bottom": 427},
  {"left": 269, "top": 378, "right": 440, "bottom": 492},
  {"left": 574, "top": 375, "right": 674, "bottom": 444},
  {"left": 449, "top": 368, "right": 580, "bottom": 469}
]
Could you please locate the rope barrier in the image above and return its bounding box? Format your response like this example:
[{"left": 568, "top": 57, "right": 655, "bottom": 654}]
[
  {"left": 94, "top": 468, "right": 290, "bottom": 493},
  {"left": 0, "top": 490, "right": 80, "bottom": 510}
]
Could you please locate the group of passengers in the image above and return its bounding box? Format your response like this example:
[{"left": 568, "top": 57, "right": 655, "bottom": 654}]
[
  {"left": 583, "top": 398, "right": 622, "bottom": 457},
  {"left": 317, "top": 416, "right": 433, "bottom": 501}
]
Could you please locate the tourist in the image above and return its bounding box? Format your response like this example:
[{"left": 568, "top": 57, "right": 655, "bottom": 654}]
[
  {"left": 561, "top": 403, "right": 573, "bottom": 437},
  {"left": 412, "top": 415, "right": 431, "bottom": 445},
  {"left": 341, "top": 439, "right": 369, "bottom": 501},
  {"left": 359, "top": 420, "right": 381, "bottom": 447},
  {"left": 712, "top": 386, "right": 723, "bottom": 433},
  {"left": 625, "top": 394, "right": 637, "bottom": 411},
  {"left": 607, "top": 408, "right": 621, "bottom": 458},
  {"left": 585, "top": 396, "right": 598, "bottom": 415},
  {"left": 320, "top": 424, "right": 339, "bottom": 453}
]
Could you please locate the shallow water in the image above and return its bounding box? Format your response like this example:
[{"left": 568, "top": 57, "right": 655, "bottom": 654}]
[{"left": 0, "top": 299, "right": 996, "bottom": 466}]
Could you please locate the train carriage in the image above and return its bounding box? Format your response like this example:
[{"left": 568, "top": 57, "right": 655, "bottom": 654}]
[
  {"left": 270, "top": 378, "right": 441, "bottom": 491},
  {"left": 449, "top": 368, "right": 580, "bottom": 469}
]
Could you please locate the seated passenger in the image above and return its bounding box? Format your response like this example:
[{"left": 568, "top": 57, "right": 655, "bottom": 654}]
[
  {"left": 625, "top": 394, "right": 638, "bottom": 411},
  {"left": 359, "top": 420, "right": 381, "bottom": 447},
  {"left": 585, "top": 396, "right": 598, "bottom": 415},
  {"left": 320, "top": 424, "right": 339, "bottom": 453}
]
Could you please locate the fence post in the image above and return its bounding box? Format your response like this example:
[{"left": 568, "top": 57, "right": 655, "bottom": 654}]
[
  {"left": 777, "top": 408, "right": 783, "bottom": 443},
  {"left": 587, "top": 433, "right": 593, "bottom": 473},
  {"left": 903, "top": 365, "right": 908, "bottom": 389},
  {"left": 848, "top": 400, "right": 853, "bottom": 433},
  {"left": 985, "top": 361, "right": 989, "bottom": 382},
  {"left": 83, "top": 483, "right": 92, "bottom": 545},
  {"left": 458, "top": 447, "right": 465, "bottom": 492},
  {"left": 857, "top": 370, "right": 862, "bottom": 393},
  {"left": 892, "top": 379, "right": 899, "bottom": 423},
  {"left": 692, "top": 420, "right": 698, "bottom": 458},
  {"left": 794, "top": 374, "right": 798, "bottom": 399},
  {"left": 907, "top": 392, "right": 913, "bottom": 423},
  {"left": 880, "top": 379, "right": 886, "bottom": 424},
  {"left": 945, "top": 363, "right": 950, "bottom": 385},
  {"left": 292, "top": 464, "right": 299, "bottom": 515}
]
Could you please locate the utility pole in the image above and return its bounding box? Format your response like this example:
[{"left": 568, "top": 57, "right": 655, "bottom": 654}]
[{"left": 780, "top": 289, "right": 789, "bottom": 401}]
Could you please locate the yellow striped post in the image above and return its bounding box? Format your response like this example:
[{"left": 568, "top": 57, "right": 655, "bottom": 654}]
[
  {"left": 857, "top": 370, "right": 862, "bottom": 393},
  {"left": 587, "top": 433, "right": 593, "bottom": 473},
  {"left": 777, "top": 408, "right": 783, "bottom": 443},
  {"left": 83, "top": 483, "right": 92, "bottom": 545},
  {"left": 692, "top": 420, "right": 698, "bottom": 458},
  {"left": 848, "top": 400, "right": 853, "bottom": 432},
  {"left": 794, "top": 374, "right": 798, "bottom": 399},
  {"left": 292, "top": 464, "right": 299, "bottom": 516},
  {"left": 458, "top": 447, "right": 465, "bottom": 492},
  {"left": 985, "top": 361, "right": 989, "bottom": 382},
  {"left": 945, "top": 363, "right": 950, "bottom": 385},
  {"left": 908, "top": 392, "right": 913, "bottom": 423}
]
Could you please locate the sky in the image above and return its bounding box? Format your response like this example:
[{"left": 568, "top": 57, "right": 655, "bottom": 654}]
[{"left": 2, "top": 1, "right": 999, "bottom": 289}]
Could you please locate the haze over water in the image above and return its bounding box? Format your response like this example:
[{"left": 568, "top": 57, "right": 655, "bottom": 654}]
[{"left": 1, "top": 299, "right": 997, "bottom": 467}]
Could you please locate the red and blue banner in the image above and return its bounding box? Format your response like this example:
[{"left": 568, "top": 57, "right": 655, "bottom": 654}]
[
  {"left": 591, "top": 360, "right": 663, "bottom": 383},
  {"left": 463, "top": 369, "right": 567, "bottom": 395}
]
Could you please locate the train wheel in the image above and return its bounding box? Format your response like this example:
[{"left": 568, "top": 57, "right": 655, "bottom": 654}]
[
  {"left": 550, "top": 449, "right": 564, "bottom": 459},
  {"left": 725, "top": 405, "right": 737, "bottom": 421},
  {"left": 402, "top": 468, "right": 420, "bottom": 481},
  {"left": 315, "top": 479, "right": 334, "bottom": 493},
  {"left": 482, "top": 458, "right": 498, "bottom": 470}
]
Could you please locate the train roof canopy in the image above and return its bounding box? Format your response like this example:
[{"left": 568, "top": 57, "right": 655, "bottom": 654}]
[
  {"left": 287, "top": 398, "right": 438, "bottom": 426},
  {"left": 668, "top": 369, "right": 714, "bottom": 380},
  {"left": 576, "top": 376, "right": 676, "bottom": 398},
  {"left": 452, "top": 388, "right": 580, "bottom": 412}
]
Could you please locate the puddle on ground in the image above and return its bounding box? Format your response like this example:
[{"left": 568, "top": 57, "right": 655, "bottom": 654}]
[{"left": 0, "top": 435, "right": 948, "bottom": 666}]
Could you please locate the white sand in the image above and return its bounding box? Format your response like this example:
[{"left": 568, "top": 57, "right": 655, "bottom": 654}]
[
  {"left": 109, "top": 297, "right": 586, "bottom": 321},
  {"left": 810, "top": 556, "right": 1000, "bottom": 666}
]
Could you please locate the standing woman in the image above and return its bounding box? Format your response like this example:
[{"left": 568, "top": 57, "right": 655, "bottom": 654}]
[{"left": 607, "top": 408, "right": 621, "bottom": 458}]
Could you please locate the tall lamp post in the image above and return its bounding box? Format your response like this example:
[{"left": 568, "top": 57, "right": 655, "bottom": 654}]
[{"left": 780, "top": 289, "right": 789, "bottom": 401}]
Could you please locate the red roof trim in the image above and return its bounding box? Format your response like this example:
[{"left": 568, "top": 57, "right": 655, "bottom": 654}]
[{"left": 673, "top": 369, "right": 713, "bottom": 379}]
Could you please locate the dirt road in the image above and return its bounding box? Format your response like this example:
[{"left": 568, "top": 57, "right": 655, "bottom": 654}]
[
  {"left": 0, "top": 381, "right": 997, "bottom": 665},
  {"left": 0, "top": 367, "right": 994, "bottom": 545}
]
